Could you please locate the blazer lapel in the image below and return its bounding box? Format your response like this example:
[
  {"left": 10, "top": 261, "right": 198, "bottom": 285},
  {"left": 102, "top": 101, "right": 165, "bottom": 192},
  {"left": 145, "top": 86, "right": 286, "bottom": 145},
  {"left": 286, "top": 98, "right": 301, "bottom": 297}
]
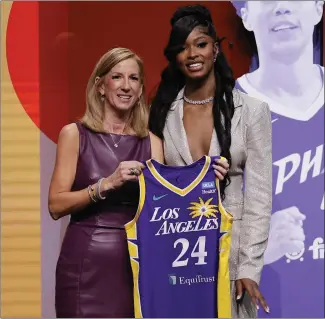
[
  {"left": 166, "top": 89, "right": 193, "bottom": 165},
  {"left": 166, "top": 88, "right": 243, "bottom": 163}
]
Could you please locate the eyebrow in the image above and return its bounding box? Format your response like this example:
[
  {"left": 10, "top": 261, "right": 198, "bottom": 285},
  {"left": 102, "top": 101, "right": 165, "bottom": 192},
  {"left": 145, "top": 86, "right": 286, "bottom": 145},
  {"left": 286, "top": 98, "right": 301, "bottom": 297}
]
[
  {"left": 192, "top": 35, "right": 210, "bottom": 42},
  {"left": 110, "top": 71, "right": 139, "bottom": 76}
]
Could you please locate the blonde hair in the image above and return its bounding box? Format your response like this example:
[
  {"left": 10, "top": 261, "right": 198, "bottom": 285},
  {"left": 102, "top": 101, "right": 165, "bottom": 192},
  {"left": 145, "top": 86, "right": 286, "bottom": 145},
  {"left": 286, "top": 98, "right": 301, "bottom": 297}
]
[{"left": 81, "top": 47, "right": 149, "bottom": 138}]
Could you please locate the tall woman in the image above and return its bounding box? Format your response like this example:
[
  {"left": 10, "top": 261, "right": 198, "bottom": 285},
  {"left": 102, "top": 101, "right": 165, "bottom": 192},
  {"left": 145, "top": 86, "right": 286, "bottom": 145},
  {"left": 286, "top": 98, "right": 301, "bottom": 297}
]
[{"left": 149, "top": 5, "right": 272, "bottom": 317}]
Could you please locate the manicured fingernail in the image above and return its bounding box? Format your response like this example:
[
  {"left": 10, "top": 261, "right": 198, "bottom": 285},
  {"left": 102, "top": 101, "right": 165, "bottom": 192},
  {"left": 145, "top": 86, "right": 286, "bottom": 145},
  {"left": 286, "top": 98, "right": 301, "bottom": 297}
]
[
  {"left": 236, "top": 295, "right": 241, "bottom": 300},
  {"left": 256, "top": 305, "right": 260, "bottom": 310},
  {"left": 266, "top": 307, "right": 270, "bottom": 313}
]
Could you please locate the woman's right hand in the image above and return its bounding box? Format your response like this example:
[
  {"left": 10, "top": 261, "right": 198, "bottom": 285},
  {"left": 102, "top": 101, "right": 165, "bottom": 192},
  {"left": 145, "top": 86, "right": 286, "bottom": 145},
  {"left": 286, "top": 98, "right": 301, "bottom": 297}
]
[{"left": 102, "top": 161, "right": 145, "bottom": 192}]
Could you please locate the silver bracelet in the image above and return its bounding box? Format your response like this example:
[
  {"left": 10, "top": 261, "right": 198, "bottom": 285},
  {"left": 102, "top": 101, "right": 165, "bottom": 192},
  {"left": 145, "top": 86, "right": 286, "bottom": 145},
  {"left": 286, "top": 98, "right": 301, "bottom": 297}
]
[{"left": 96, "top": 178, "right": 106, "bottom": 200}]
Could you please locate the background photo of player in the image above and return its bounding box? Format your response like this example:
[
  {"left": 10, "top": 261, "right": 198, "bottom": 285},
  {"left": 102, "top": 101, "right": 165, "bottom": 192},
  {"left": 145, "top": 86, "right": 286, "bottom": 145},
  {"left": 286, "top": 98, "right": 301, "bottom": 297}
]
[{"left": 232, "top": 1, "right": 324, "bottom": 317}]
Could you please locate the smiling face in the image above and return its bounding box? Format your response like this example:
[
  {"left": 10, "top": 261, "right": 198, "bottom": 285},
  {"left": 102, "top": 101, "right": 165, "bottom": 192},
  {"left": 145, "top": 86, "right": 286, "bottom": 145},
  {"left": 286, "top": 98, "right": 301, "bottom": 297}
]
[
  {"left": 99, "top": 58, "right": 142, "bottom": 113},
  {"left": 175, "top": 27, "right": 217, "bottom": 81},
  {"left": 241, "top": 1, "right": 323, "bottom": 57}
]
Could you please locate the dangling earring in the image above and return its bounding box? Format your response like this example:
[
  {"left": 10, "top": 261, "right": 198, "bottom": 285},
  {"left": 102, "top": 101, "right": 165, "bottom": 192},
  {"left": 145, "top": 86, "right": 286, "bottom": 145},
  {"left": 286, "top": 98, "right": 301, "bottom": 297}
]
[
  {"left": 100, "top": 93, "right": 105, "bottom": 103},
  {"left": 213, "top": 56, "right": 217, "bottom": 63}
]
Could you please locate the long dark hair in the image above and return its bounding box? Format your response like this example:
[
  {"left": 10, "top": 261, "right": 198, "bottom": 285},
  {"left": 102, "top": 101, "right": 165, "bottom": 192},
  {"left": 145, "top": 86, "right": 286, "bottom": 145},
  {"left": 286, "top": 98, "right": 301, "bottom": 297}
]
[{"left": 149, "top": 4, "right": 235, "bottom": 200}]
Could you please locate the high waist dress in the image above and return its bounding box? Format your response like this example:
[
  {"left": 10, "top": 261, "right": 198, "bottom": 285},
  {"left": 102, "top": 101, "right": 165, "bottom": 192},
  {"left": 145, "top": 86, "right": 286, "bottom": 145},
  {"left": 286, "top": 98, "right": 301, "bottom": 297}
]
[{"left": 55, "top": 122, "right": 151, "bottom": 318}]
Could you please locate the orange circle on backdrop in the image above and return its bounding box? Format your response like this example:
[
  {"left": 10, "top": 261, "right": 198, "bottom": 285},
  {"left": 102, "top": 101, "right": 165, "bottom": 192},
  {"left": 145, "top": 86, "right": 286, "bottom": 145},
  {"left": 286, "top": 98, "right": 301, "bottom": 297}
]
[{"left": 7, "top": 2, "right": 251, "bottom": 143}]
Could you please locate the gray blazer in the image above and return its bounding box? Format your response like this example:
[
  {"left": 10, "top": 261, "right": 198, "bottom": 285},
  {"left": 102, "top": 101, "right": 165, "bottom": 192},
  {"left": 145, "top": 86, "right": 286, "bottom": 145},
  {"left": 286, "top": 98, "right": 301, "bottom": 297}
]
[{"left": 163, "top": 88, "right": 272, "bottom": 286}]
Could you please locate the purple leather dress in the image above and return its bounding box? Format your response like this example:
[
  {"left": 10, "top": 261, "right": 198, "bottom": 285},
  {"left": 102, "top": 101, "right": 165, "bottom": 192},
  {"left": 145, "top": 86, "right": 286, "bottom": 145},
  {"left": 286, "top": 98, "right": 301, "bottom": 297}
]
[{"left": 55, "top": 122, "right": 151, "bottom": 318}]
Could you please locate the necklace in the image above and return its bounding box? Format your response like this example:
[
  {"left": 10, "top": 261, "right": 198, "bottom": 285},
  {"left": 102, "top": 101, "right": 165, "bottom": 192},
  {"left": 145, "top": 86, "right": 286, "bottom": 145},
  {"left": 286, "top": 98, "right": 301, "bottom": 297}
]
[
  {"left": 104, "top": 114, "right": 131, "bottom": 148},
  {"left": 110, "top": 134, "right": 123, "bottom": 148},
  {"left": 183, "top": 95, "right": 214, "bottom": 105},
  {"left": 107, "top": 122, "right": 127, "bottom": 148},
  {"left": 110, "top": 124, "right": 126, "bottom": 147}
]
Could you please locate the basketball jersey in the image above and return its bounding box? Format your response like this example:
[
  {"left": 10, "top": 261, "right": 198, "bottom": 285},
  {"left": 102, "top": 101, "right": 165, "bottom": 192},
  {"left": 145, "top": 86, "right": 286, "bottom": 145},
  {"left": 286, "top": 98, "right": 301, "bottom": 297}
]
[
  {"left": 125, "top": 155, "right": 233, "bottom": 318},
  {"left": 235, "top": 71, "right": 324, "bottom": 318}
]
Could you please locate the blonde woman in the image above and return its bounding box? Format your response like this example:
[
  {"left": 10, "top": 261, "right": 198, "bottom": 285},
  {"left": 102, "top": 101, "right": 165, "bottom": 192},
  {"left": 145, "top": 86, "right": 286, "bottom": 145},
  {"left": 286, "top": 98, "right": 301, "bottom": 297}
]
[{"left": 48, "top": 48, "right": 164, "bottom": 318}]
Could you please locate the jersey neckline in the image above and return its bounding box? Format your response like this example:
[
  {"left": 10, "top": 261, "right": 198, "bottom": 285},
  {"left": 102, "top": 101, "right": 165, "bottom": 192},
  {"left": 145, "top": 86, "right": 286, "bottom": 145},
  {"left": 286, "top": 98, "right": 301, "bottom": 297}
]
[{"left": 146, "top": 156, "right": 211, "bottom": 196}]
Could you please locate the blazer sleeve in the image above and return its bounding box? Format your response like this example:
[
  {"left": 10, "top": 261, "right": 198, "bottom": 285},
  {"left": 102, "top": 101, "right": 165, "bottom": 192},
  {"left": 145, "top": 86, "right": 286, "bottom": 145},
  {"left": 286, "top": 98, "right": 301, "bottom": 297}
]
[{"left": 237, "top": 101, "right": 272, "bottom": 285}]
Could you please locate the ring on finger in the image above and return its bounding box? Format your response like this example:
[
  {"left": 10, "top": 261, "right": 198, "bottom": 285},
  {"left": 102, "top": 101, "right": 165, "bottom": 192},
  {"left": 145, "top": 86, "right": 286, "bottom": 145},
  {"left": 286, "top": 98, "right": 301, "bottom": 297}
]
[{"left": 129, "top": 168, "right": 137, "bottom": 176}]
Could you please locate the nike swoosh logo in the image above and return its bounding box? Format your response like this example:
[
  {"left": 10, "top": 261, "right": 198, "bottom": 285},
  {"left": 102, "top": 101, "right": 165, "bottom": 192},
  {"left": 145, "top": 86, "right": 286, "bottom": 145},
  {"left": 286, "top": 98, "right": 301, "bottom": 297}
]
[
  {"left": 271, "top": 118, "right": 279, "bottom": 123},
  {"left": 153, "top": 194, "right": 168, "bottom": 201}
]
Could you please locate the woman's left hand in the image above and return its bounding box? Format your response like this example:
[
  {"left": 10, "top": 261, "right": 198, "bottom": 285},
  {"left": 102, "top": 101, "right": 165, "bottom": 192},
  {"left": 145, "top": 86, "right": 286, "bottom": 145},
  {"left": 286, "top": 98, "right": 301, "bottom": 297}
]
[
  {"left": 212, "top": 157, "right": 229, "bottom": 180},
  {"left": 236, "top": 278, "right": 270, "bottom": 314}
]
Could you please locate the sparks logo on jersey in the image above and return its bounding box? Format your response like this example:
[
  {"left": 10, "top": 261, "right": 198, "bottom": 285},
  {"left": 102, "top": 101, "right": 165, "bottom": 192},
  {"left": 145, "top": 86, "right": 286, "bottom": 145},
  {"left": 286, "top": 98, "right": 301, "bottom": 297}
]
[
  {"left": 188, "top": 197, "right": 218, "bottom": 218},
  {"left": 150, "top": 197, "right": 219, "bottom": 236}
]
